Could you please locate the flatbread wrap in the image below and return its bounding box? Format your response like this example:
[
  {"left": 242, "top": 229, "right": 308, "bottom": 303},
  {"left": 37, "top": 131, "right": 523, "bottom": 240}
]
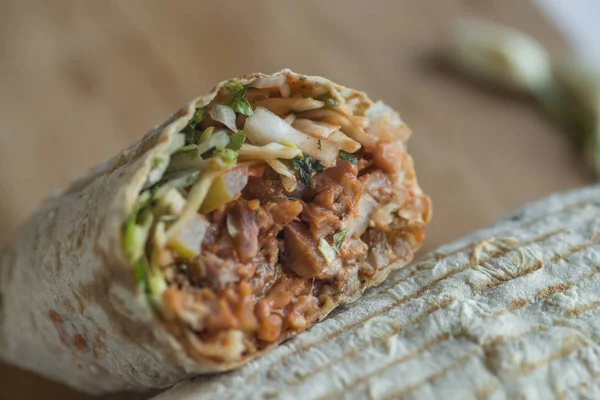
[
  {"left": 0, "top": 69, "right": 430, "bottom": 394},
  {"left": 154, "top": 184, "right": 600, "bottom": 400}
]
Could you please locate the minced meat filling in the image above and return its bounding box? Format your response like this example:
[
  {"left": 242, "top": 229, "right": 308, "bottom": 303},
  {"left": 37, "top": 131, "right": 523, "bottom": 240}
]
[
  {"left": 124, "top": 73, "right": 430, "bottom": 362},
  {"left": 162, "top": 158, "right": 409, "bottom": 354}
]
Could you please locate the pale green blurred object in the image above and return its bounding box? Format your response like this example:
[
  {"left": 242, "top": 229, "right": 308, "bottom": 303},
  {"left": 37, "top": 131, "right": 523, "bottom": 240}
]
[
  {"left": 448, "top": 18, "right": 600, "bottom": 179},
  {"left": 449, "top": 19, "right": 553, "bottom": 92}
]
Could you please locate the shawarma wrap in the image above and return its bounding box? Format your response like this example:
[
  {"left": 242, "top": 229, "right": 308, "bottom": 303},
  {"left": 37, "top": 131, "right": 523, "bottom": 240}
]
[
  {"left": 0, "top": 69, "right": 430, "bottom": 394},
  {"left": 153, "top": 184, "right": 600, "bottom": 400}
]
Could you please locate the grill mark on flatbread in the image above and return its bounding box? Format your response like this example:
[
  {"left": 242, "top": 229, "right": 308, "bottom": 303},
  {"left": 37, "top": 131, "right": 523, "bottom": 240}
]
[
  {"left": 417, "top": 199, "right": 595, "bottom": 271},
  {"left": 561, "top": 370, "right": 600, "bottom": 396},
  {"left": 427, "top": 199, "right": 594, "bottom": 264},
  {"left": 297, "top": 295, "right": 588, "bottom": 395},
  {"left": 470, "top": 257, "right": 543, "bottom": 293},
  {"left": 369, "top": 229, "right": 562, "bottom": 300},
  {"left": 378, "top": 331, "right": 587, "bottom": 400},
  {"left": 244, "top": 229, "right": 568, "bottom": 381},
  {"left": 470, "top": 380, "right": 502, "bottom": 399},
  {"left": 377, "top": 349, "right": 481, "bottom": 400},
  {"left": 508, "top": 335, "right": 590, "bottom": 378},
  {"left": 550, "top": 235, "right": 600, "bottom": 262},
  {"left": 290, "top": 298, "right": 455, "bottom": 385},
  {"left": 509, "top": 298, "right": 528, "bottom": 311},
  {"left": 481, "top": 324, "right": 549, "bottom": 349},
  {"left": 315, "top": 332, "right": 452, "bottom": 400},
  {"left": 537, "top": 282, "right": 573, "bottom": 301},
  {"left": 568, "top": 300, "right": 600, "bottom": 317}
]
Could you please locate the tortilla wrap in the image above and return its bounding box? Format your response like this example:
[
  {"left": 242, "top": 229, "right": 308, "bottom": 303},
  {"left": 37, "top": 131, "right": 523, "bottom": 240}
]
[
  {"left": 154, "top": 184, "right": 600, "bottom": 399},
  {"left": 0, "top": 69, "right": 430, "bottom": 394}
]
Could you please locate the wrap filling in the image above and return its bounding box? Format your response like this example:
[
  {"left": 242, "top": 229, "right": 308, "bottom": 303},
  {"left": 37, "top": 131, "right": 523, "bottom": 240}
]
[{"left": 123, "top": 73, "right": 430, "bottom": 362}]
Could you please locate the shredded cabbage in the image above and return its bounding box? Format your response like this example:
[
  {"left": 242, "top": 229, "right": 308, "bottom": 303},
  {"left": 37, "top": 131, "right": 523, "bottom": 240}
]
[
  {"left": 244, "top": 107, "right": 338, "bottom": 167},
  {"left": 238, "top": 143, "right": 301, "bottom": 160}
]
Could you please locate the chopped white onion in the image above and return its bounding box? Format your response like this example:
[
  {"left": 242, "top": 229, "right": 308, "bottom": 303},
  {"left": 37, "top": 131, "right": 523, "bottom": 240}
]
[
  {"left": 155, "top": 187, "right": 187, "bottom": 215},
  {"left": 166, "top": 168, "right": 222, "bottom": 241},
  {"left": 226, "top": 213, "right": 239, "bottom": 238},
  {"left": 166, "top": 213, "right": 209, "bottom": 259},
  {"left": 196, "top": 130, "right": 230, "bottom": 155},
  {"left": 244, "top": 107, "right": 338, "bottom": 167},
  {"left": 199, "top": 166, "right": 249, "bottom": 214},
  {"left": 318, "top": 238, "right": 336, "bottom": 265},
  {"left": 209, "top": 104, "right": 238, "bottom": 131}
]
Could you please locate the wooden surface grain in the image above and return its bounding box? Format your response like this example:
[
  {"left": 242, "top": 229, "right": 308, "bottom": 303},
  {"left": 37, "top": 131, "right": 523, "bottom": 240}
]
[{"left": 0, "top": 0, "right": 591, "bottom": 399}]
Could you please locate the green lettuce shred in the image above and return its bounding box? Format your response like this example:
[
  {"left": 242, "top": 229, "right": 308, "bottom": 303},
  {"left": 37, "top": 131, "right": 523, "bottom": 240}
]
[
  {"left": 225, "top": 79, "right": 244, "bottom": 92},
  {"left": 123, "top": 193, "right": 155, "bottom": 264},
  {"left": 231, "top": 93, "right": 254, "bottom": 116},
  {"left": 198, "top": 126, "right": 214, "bottom": 144},
  {"left": 333, "top": 228, "right": 348, "bottom": 251},
  {"left": 201, "top": 146, "right": 238, "bottom": 162},
  {"left": 181, "top": 107, "right": 206, "bottom": 144},
  {"left": 225, "top": 80, "right": 254, "bottom": 116},
  {"left": 227, "top": 131, "right": 246, "bottom": 151}
]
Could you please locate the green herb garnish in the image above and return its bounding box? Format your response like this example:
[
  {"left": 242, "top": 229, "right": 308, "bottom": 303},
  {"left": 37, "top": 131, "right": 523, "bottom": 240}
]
[
  {"left": 201, "top": 146, "right": 238, "bottom": 162},
  {"left": 231, "top": 92, "right": 254, "bottom": 116},
  {"left": 338, "top": 150, "right": 358, "bottom": 164},
  {"left": 313, "top": 160, "right": 324, "bottom": 174},
  {"left": 225, "top": 79, "right": 244, "bottom": 93},
  {"left": 291, "top": 156, "right": 324, "bottom": 187},
  {"left": 225, "top": 80, "right": 254, "bottom": 116},
  {"left": 181, "top": 107, "right": 206, "bottom": 144},
  {"left": 123, "top": 195, "right": 155, "bottom": 264},
  {"left": 133, "top": 258, "right": 147, "bottom": 286},
  {"left": 190, "top": 107, "right": 205, "bottom": 125},
  {"left": 227, "top": 131, "right": 246, "bottom": 151},
  {"left": 318, "top": 95, "right": 339, "bottom": 110},
  {"left": 152, "top": 157, "right": 164, "bottom": 168},
  {"left": 318, "top": 139, "right": 322, "bottom": 150},
  {"left": 197, "top": 126, "right": 214, "bottom": 144},
  {"left": 333, "top": 228, "right": 348, "bottom": 251},
  {"left": 175, "top": 144, "right": 199, "bottom": 160}
]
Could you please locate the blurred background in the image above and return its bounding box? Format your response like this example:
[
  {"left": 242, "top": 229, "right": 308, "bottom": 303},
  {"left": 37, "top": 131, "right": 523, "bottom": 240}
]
[{"left": 0, "top": 0, "right": 597, "bottom": 399}]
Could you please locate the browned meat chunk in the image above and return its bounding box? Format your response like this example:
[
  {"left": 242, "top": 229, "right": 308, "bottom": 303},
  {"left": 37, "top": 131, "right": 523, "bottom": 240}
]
[
  {"left": 227, "top": 200, "right": 270, "bottom": 262},
  {"left": 301, "top": 203, "right": 341, "bottom": 239},
  {"left": 282, "top": 221, "right": 339, "bottom": 279},
  {"left": 263, "top": 200, "right": 303, "bottom": 229}
]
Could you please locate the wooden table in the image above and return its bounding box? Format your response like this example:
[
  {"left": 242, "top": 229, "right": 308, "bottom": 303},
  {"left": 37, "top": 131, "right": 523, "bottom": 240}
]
[{"left": 0, "top": 1, "right": 591, "bottom": 399}]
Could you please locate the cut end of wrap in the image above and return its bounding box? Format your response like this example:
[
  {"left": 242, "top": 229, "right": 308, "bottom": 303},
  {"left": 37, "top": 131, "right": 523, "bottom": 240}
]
[{"left": 121, "top": 70, "right": 431, "bottom": 368}]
